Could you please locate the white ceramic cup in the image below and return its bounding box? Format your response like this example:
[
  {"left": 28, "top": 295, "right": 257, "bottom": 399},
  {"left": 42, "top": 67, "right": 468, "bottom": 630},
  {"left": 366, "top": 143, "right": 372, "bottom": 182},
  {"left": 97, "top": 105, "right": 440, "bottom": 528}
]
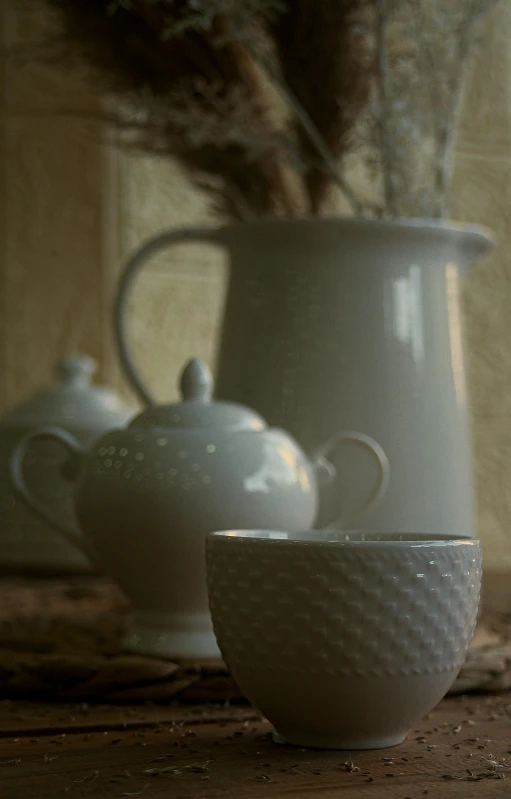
[{"left": 206, "top": 530, "right": 482, "bottom": 750}]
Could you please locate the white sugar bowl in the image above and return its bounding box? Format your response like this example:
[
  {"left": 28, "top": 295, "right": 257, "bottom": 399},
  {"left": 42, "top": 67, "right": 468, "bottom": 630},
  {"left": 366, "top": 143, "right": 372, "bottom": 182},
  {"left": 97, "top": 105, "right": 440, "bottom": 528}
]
[{"left": 11, "top": 360, "right": 389, "bottom": 658}]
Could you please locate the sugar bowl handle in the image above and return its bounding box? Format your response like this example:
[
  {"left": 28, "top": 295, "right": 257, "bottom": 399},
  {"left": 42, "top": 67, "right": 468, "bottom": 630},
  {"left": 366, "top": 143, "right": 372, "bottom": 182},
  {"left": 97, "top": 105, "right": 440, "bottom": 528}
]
[
  {"left": 313, "top": 431, "right": 390, "bottom": 528},
  {"left": 10, "top": 426, "right": 96, "bottom": 563}
]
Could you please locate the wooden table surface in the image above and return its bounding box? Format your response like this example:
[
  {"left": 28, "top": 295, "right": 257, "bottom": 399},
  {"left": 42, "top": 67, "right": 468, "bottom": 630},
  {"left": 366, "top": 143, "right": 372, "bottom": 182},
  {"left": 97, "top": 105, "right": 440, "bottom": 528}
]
[
  {"left": 0, "top": 692, "right": 509, "bottom": 798},
  {"left": 0, "top": 573, "right": 509, "bottom": 798}
]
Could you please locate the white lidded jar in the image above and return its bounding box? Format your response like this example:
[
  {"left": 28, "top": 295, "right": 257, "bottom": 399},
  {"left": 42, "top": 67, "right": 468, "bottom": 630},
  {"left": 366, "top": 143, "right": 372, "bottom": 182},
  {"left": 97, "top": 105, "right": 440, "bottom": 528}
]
[{"left": 0, "top": 354, "right": 135, "bottom": 574}]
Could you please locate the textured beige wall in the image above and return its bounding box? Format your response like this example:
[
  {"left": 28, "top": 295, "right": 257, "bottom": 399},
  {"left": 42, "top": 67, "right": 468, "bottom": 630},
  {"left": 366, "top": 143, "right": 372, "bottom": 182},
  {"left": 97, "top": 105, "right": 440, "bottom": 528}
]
[
  {"left": 453, "top": 4, "right": 511, "bottom": 570},
  {"left": 0, "top": 4, "right": 121, "bottom": 407},
  {"left": 114, "top": 153, "right": 226, "bottom": 404},
  {"left": 1, "top": 2, "right": 510, "bottom": 567}
]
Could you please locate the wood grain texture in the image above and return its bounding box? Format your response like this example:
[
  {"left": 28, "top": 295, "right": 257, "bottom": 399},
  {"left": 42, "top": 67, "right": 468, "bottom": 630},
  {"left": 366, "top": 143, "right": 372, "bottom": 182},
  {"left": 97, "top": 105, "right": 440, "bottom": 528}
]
[{"left": 0, "top": 695, "right": 509, "bottom": 798}]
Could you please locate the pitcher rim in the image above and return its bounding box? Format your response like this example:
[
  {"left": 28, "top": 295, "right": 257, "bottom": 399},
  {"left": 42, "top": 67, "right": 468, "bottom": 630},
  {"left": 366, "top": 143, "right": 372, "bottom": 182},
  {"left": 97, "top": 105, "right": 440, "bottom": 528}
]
[{"left": 217, "top": 215, "right": 493, "bottom": 254}]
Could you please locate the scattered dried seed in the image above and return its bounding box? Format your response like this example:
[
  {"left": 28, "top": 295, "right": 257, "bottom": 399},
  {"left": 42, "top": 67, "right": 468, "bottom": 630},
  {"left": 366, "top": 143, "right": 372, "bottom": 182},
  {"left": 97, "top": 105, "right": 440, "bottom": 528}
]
[
  {"left": 149, "top": 755, "right": 174, "bottom": 762},
  {"left": 146, "top": 759, "right": 212, "bottom": 776},
  {"left": 452, "top": 725, "right": 462, "bottom": 734},
  {"left": 64, "top": 771, "right": 99, "bottom": 791}
]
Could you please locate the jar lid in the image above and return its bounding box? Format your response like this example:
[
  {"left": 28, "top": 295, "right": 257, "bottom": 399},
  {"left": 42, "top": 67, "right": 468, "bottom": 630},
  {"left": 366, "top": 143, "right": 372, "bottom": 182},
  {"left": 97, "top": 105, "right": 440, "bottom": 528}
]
[
  {"left": 1, "top": 354, "right": 135, "bottom": 432},
  {"left": 130, "top": 359, "right": 266, "bottom": 432}
]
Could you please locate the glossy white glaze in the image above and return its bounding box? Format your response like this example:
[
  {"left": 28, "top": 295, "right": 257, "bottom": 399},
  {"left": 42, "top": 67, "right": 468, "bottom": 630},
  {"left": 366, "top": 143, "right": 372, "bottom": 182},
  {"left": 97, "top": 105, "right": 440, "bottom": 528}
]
[
  {"left": 11, "top": 360, "right": 389, "bottom": 657},
  {"left": 207, "top": 530, "right": 482, "bottom": 749},
  {"left": 0, "top": 355, "right": 134, "bottom": 573},
  {"left": 11, "top": 361, "right": 387, "bottom": 658},
  {"left": 114, "top": 217, "right": 493, "bottom": 537}
]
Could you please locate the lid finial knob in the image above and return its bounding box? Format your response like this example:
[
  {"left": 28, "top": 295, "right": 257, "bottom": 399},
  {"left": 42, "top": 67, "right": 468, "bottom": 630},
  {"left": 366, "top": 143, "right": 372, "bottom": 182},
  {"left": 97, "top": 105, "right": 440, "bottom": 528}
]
[
  {"left": 57, "top": 354, "right": 97, "bottom": 387},
  {"left": 180, "top": 359, "right": 213, "bottom": 403}
]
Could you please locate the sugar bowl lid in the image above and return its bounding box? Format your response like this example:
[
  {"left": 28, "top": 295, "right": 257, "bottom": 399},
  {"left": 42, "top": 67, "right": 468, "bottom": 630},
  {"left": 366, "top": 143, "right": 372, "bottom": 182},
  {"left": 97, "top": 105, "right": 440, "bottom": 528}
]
[
  {"left": 1, "top": 354, "right": 134, "bottom": 432},
  {"left": 130, "top": 359, "right": 266, "bottom": 432}
]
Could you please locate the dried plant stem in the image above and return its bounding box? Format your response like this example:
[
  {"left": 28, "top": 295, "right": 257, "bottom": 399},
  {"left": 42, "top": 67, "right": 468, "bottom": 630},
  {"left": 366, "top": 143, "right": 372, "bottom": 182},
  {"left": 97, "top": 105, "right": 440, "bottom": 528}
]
[
  {"left": 213, "top": 14, "right": 302, "bottom": 216},
  {"left": 374, "top": 0, "right": 397, "bottom": 217},
  {"left": 256, "top": 51, "right": 367, "bottom": 216},
  {"left": 433, "top": 77, "right": 464, "bottom": 219},
  {"left": 17, "top": 0, "right": 498, "bottom": 220},
  {"left": 433, "top": 6, "right": 490, "bottom": 218}
]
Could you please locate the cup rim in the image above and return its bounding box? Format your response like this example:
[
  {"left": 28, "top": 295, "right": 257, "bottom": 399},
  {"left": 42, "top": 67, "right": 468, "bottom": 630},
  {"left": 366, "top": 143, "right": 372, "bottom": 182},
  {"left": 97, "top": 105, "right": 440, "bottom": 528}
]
[{"left": 207, "top": 530, "right": 479, "bottom": 548}]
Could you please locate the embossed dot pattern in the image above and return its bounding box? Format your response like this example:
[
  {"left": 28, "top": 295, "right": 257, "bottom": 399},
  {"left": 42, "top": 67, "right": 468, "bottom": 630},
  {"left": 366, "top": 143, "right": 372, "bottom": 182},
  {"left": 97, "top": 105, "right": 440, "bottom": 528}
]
[
  {"left": 207, "top": 540, "right": 481, "bottom": 677},
  {"left": 92, "top": 433, "right": 215, "bottom": 491}
]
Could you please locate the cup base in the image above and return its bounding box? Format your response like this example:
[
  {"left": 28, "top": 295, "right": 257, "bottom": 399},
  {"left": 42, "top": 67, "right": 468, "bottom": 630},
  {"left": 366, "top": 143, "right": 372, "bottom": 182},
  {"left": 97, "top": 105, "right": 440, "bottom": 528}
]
[
  {"left": 123, "top": 610, "right": 220, "bottom": 659},
  {"left": 272, "top": 728, "right": 407, "bottom": 751}
]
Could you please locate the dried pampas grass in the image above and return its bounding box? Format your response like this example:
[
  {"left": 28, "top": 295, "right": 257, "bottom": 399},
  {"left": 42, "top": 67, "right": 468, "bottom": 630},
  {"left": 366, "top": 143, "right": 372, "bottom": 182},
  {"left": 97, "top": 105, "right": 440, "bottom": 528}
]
[
  {"left": 274, "top": 0, "right": 374, "bottom": 213},
  {"left": 36, "top": 0, "right": 302, "bottom": 219},
  {"left": 19, "top": 0, "right": 374, "bottom": 218},
  {"left": 16, "top": 0, "right": 501, "bottom": 219}
]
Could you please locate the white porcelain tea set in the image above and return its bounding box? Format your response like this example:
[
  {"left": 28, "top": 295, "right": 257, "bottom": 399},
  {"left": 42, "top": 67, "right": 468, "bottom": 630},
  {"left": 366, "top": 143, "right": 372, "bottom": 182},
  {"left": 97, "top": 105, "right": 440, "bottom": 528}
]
[
  {"left": 6, "top": 217, "right": 484, "bottom": 750},
  {"left": 10, "top": 357, "right": 390, "bottom": 659},
  {"left": 8, "top": 354, "right": 481, "bottom": 750}
]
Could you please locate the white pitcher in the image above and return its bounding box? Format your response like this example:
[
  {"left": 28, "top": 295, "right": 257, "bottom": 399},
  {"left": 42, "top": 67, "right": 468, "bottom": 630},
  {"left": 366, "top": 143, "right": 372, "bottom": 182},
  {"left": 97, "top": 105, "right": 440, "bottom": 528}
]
[{"left": 114, "top": 217, "right": 492, "bottom": 536}]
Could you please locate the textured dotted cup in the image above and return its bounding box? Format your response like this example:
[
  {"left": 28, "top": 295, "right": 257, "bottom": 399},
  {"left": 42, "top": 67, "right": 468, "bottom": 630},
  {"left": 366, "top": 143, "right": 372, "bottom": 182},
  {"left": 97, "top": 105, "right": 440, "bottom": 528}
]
[{"left": 206, "top": 530, "right": 481, "bottom": 750}]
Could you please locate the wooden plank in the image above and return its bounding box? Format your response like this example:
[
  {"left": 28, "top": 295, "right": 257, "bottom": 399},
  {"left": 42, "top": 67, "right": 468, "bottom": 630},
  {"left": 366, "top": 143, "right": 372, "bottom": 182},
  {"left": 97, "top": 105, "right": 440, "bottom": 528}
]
[
  {"left": 0, "top": 695, "right": 509, "bottom": 798},
  {"left": 0, "top": 701, "right": 259, "bottom": 736}
]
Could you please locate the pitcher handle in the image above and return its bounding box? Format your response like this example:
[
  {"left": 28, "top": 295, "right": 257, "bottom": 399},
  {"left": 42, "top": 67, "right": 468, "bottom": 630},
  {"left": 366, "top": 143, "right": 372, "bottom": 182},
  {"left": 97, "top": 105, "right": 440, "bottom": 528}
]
[
  {"left": 313, "top": 431, "right": 390, "bottom": 529},
  {"left": 10, "top": 426, "right": 97, "bottom": 564},
  {"left": 114, "top": 227, "right": 226, "bottom": 406}
]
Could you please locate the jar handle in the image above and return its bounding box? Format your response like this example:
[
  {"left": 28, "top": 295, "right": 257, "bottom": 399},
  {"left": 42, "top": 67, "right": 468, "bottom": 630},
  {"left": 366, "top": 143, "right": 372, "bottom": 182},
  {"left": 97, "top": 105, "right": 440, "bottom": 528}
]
[
  {"left": 313, "top": 431, "right": 390, "bottom": 529},
  {"left": 10, "top": 426, "right": 97, "bottom": 564},
  {"left": 114, "top": 227, "right": 226, "bottom": 407}
]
